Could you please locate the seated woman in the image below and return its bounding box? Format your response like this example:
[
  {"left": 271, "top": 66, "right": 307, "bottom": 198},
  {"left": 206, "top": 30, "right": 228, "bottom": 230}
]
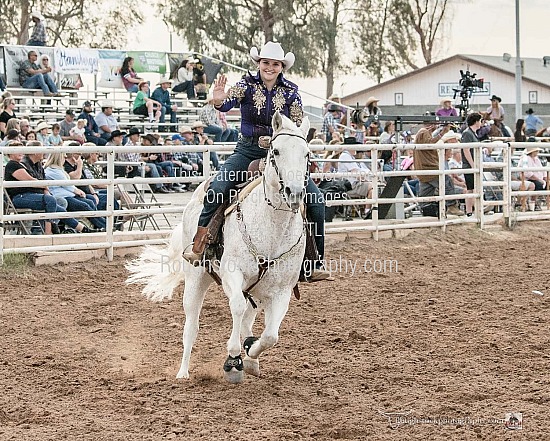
[
  {"left": 4, "top": 141, "right": 88, "bottom": 234},
  {"left": 44, "top": 152, "right": 107, "bottom": 231},
  {"left": 171, "top": 57, "right": 197, "bottom": 98},
  {"left": 519, "top": 145, "right": 546, "bottom": 210},
  {"left": 120, "top": 57, "right": 144, "bottom": 93},
  {"left": 133, "top": 81, "right": 162, "bottom": 127}
]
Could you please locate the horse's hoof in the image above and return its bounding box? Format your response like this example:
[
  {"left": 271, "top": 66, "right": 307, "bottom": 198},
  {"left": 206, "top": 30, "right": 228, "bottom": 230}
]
[
  {"left": 243, "top": 358, "right": 260, "bottom": 377},
  {"left": 223, "top": 355, "right": 244, "bottom": 383},
  {"left": 223, "top": 369, "right": 244, "bottom": 384},
  {"left": 176, "top": 369, "right": 189, "bottom": 379}
]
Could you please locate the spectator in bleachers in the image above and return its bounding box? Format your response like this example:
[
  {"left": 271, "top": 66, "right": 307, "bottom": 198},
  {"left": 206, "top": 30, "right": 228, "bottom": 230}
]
[
  {"left": 39, "top": 54, "right": 55, "bottom": 84},
  {"left": 379, "top": 121, "right": 395, "bottom": 144},
  {"left": 151, "top": 77, "right": 178, "bottom": 132},
  {"left": 365, "top": 120, "right": 380, "bottom": 138},
  {"left": 48, "top": 123, "right": 63, "bottom": 146},
  {"left": 448, "top": 149, "right": 467, "bottom": 192},
  {"left": 19, "top": 118, "right": 30, "bottom": 139},
  {"left": 514, "top": 118, "right": 526, "bottom": 143},
  {"left": 5, "top": 143, "right": 87, "bottom": 234},
  {"left": 140, "top": 133, "right": 180, "bottom": 192},
  {"left": 45, "top": 152, "right": 106, "bottom": 231},
  {"left": 171, "top": 57, "right": 197, "bottom": 98},
  {"left": 95, "top": 100, "right": 120, "bottom": 141},
  {"left": 198, "top": 98, "right": 230, "bottom": 142},
  {"left": 5, "top": 118, "right": 21, "bottom": 138},
  {"left": 414, "top": 127, "right": 464, "bottom": 217},
  {"left": 338, "top": 137, "right": 373, "bottom": 216},
  {"left": 218, "top": 110, "right": 239, "bottom": 142},
  {"left": 191, "top": 120, "right": 219, "bottom": 170},
  {"left": 120, "top": 57, "right": 145, "bottom": 93},
  {"left": 0, "top": 129, "right": 20, "bottom": 146},
  {"left": 69, "top": 118, "right": 87, "bottom": 144},
  {"left": 321, "top": 104, "right": 340, "bottom": 143},
  {"left": 0, "top": 98, "right": 17, "bottom": 138},
  {"left": 36, "top": 121, "right": 52, "bottom": 146},
  {"left": 435, "top": 98, "right": 458, "bottom": 117},
  {"left": 78, "top": 101, "right": 107, "bottom": 146},
  {"left": 133, "top": 81, "right": 162, "bottom": 128},
  {"left": 170, "top": 127, "right": 198, "bottom": 179},
  {"left": 193, "top": 57, "right": 208, "bottom": 100},
  {"left": 140, "top": 134, "right": 170, "bottom": 193},
  {"left": 525, "top": 109, "right": 543, "bottom": 136},
  {"left": 19, "top": 50, "right": 58, "bottom": 96},
  {"left": 59, "top": 109, "right": 76, "bottom": 141},
  {"left": 519, "top": 146, "right": 546, "bottom": 192},
  {"left": 27, "top": 11, "right": 47, "bottom": 46},
  {"left": 25, "top": 131, "right": 37, "bottom": 142}
]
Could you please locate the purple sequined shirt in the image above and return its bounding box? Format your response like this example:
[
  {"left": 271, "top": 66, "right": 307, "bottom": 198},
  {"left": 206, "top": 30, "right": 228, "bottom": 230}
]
[{"left": 215, "top": 71, "right": 303, "bottom": 138}]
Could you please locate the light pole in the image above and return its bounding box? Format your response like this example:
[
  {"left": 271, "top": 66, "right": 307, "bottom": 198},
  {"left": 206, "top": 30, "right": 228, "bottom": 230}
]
[{"left": 515, "top": 0, "right": 522, "bottom": 121}]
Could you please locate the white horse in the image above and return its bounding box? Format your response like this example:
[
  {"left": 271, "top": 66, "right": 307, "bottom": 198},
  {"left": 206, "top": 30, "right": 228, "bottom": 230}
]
[{"left": 126, "top": 112, "right": 311, "bottom": 383}]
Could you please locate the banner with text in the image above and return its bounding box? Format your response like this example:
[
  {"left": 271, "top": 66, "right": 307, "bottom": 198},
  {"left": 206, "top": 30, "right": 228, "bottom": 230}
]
[
  {"left": 128, "top": 51, "right": 166, "bottom": 74},
  {"left": 97, "top": 50, "right": 125, "bottom": 88},
  {"left": 54, "top": 48, "right": 99, "bottom": 74}
]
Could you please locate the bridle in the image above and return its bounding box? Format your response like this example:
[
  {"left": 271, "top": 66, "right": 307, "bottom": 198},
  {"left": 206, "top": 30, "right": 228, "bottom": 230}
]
[{"left": 263, "top": 131, "right": 310, "bottom": 213}]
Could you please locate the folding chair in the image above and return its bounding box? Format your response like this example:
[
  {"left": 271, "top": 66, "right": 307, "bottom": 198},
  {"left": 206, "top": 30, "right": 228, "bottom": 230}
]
[
  {"left": 2, "top": 189, "right": 45, "bottom": 234},
  {"left": 116, "top": 184, "right": 171, "bottom": 231}
]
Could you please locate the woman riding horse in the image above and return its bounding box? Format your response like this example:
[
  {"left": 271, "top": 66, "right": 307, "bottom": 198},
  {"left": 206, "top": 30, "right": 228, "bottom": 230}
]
[{"left": 184, "top": 41, "right": 331, "bottom": 282}]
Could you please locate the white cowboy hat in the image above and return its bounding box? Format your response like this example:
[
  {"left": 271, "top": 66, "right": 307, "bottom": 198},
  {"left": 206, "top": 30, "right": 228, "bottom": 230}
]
[
  {"left": 436, "top": 130, "right": 461, "bottom": 144},
  {"left": 31, "top": 10, "right": 44, "bottom": 20},
  {"left": 179, "top": 126, "right": 193, "bottom": 134},
  {"left": 365, "top": 96, "right": 379, "bottom": 107},
  {"left": 440, "top": 98, "right": 452, "bottom": 105},
  {"left": 100, "top": 100, "right": 114, "bottom": 108},
  {"left": 249, "top": 41, "right": 295, "bottom": 70},
  {"left": 525, "top": 146, "right": 542, "bottom": 155},
  {"left": 35, "top": 121, "right": 51, "bottom": 131},
  {"left": 157, "top": 76, "right": 172, "bottom": 86},
  {"left": 191, "top": 120, "right": 206, "bottom": 129}
]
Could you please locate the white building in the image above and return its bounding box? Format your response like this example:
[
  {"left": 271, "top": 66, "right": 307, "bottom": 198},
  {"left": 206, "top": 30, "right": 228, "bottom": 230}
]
[{"left": 342, "top": 54, "right": 550, "bottom": 119}]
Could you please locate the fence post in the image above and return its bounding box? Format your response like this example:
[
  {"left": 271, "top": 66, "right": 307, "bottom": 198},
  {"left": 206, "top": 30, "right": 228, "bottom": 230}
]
[
  {"left": 437, "top": 146, "right": 446, "bottom": 232},
  {"left": 106, "top": 150, "right": 115, "bottom": 261},
  {"left": 502, "top": 144, "right": 511, "bottom": 227},
  {"left": 474, "top": 143, "right": 483, "bottom": 228},
  {"left": 0, "top": 150, "right": 4, "bottom": 266},
  {"left": 371, "top": 146, "right": 379, "bottom": 241}
]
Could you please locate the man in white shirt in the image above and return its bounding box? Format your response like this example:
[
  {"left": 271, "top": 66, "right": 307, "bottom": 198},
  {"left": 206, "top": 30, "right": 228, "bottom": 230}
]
[
  {"left": 337, "top": 137, "right": 373, "bottom": 200},
  {"left": 95, "top": 100, "right": 119, "bottom": 141}
]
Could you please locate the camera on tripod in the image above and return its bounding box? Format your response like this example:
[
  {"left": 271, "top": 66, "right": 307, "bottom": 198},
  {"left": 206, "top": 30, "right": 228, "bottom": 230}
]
[{"left": 452, "top": 69, "right": 484, "bottom": 118}]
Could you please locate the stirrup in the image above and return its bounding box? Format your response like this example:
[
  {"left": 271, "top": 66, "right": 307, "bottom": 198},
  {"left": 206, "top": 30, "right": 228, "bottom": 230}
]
[{"left": 182, "top": 244, "right": 204, "bottom": 266}]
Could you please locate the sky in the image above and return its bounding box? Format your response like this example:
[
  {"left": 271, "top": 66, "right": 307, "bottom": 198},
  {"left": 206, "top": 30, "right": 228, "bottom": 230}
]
[{"left": 128, "top": 0, "right": 548, "bottom": 107}]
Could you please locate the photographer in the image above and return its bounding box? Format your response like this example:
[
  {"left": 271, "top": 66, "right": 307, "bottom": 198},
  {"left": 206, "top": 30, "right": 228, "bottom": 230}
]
[{"left": 461, "top": 112, "right": 482, "bottom": 216}]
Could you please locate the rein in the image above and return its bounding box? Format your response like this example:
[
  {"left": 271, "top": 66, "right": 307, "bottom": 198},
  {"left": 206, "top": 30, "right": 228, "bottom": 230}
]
[
  {"left": 237, "top": 130, "right": 309, "bottom": 306},
  {"left": 263, "top": 131, "right": 310, "bottom": 213}
]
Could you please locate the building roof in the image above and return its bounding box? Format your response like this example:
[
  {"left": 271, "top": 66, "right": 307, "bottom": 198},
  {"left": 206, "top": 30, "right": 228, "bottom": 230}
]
[{"left": 343, "top": 54, "right": 550, "bottom": 101}]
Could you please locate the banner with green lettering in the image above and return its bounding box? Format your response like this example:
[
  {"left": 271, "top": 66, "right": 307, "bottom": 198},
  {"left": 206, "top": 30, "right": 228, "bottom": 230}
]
[{"left": 128, "top": 51, "right": 166, "bottom": 74}]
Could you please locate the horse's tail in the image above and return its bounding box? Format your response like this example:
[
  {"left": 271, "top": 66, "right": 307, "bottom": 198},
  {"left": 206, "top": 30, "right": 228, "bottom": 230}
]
[{"left": 125, "top": 221, "right": 186, "bottom": 302}]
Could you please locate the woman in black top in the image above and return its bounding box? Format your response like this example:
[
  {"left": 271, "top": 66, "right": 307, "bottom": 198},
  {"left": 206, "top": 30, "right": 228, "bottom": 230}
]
[{"left": 0, "top": 98, "right": 17, "bottom": 138}]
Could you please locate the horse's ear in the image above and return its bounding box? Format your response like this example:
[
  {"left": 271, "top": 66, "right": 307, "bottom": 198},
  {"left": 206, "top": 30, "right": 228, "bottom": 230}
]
[
  {"left": 272, "top": 111, "right": 283, "bottom": 133},
  {"left": 300, "top": 116, "right": 310, "bottom": 138}
]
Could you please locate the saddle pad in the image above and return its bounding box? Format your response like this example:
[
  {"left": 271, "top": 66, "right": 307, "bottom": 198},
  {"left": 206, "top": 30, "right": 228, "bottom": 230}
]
[{"left": 224, "top": 177, "right": 262, "bottom": 216}]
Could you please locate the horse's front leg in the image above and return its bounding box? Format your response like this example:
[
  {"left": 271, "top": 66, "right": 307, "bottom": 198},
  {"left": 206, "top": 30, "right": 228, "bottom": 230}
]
[
  {"left": 222, "top": 270, "right": 247, "bottom": 383},
  {"left": 246, "top": 290, "right": 291, "bottom": 362},
  {"left": 241, "top": 301, "right": 261, "bottom": 377}
]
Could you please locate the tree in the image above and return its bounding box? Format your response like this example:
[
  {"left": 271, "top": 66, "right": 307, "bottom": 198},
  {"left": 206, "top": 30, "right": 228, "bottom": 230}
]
[
  {"left": 0, "top": 0, "right": 144, "bottom": 48},
  {"left": 353, "top": 0, "right": 450, "bottom": 82}
]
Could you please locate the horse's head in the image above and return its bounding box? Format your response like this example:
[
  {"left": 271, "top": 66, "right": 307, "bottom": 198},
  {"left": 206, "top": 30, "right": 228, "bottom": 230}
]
[{"left": 265, "top": 111, "right": 311, "bottom": 211}]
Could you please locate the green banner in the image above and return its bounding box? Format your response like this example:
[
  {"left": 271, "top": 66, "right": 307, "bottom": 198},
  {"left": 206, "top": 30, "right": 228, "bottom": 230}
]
[{"left": 128, "top": 51, "right": 166, "bottom": 74}]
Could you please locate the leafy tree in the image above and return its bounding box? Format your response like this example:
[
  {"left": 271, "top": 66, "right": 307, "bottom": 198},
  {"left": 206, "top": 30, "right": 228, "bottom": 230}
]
[{"left": 0, "top": 0, "right": 144, "bottom": 48}]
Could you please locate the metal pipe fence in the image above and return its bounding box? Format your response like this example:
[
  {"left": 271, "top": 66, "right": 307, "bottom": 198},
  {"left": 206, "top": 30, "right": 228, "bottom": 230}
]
[{"left": 1, "top": 141, "right": 549, "bottom": 264}]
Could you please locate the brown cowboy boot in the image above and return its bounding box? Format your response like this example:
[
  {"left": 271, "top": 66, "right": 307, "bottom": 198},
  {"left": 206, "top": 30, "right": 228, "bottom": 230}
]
[
  {"left": 183, "top": 227, "right": 211, "bottom": 265},
  {"left": 308, "top": 263, "right": 334, "bottom": 282}
]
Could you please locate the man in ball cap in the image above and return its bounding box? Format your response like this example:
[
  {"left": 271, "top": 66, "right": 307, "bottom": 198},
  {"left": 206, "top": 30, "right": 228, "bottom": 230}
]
[
  {"left": 77, "top": 100, "right": 107, "bottom": 146},
  {"left": 321, "top": 103, "right": 341, "bottom": 143}
]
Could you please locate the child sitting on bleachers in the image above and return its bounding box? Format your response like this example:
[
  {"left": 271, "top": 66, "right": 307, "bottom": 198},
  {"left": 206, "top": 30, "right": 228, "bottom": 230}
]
[
  {"left": 48, "top": 123, "right": 63, "bottom": 146},
  {"left": 69, "top": 118, "right": 87, "bottom": 144}
]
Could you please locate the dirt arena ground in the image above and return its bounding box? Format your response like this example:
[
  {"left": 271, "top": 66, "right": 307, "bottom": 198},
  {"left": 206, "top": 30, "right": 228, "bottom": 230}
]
[{"left": 1, "top": 223, "right": 549, "bottom": 440}]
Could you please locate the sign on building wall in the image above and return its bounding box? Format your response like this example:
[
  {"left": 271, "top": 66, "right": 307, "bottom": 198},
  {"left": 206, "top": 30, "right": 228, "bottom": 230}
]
[{"left": 439, "top": 82, "right": 491, "bottom": 97}]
